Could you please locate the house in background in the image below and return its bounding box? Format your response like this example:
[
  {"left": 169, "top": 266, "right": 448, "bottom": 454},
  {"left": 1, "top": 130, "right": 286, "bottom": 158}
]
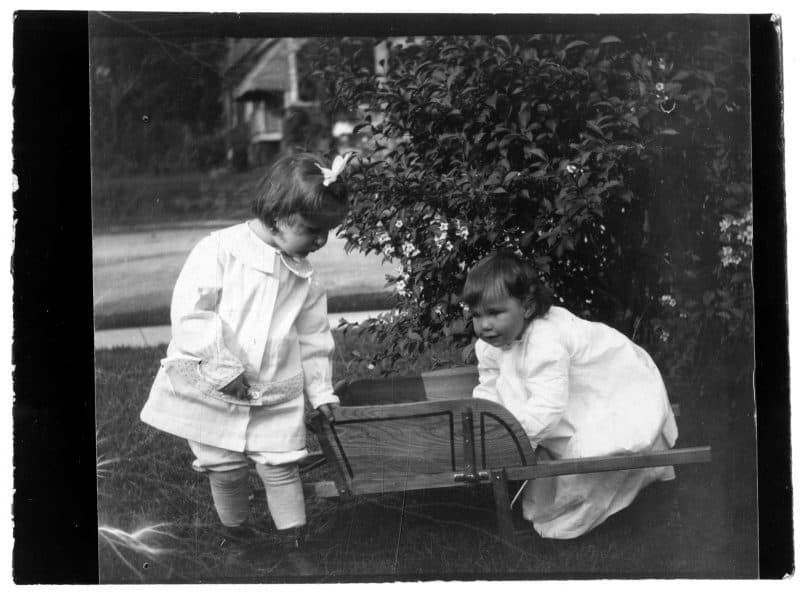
[
  {"left": 220, "top": 37, "right": 409, "bottom": 169},
  {"left": 221, "top": 38, "right": 320, "bottom": 168}
]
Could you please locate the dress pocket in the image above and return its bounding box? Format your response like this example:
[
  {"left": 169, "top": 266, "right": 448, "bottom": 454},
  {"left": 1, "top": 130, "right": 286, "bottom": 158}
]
[{"left": 162, "top": 358, "right": 256, "bottom": 407}]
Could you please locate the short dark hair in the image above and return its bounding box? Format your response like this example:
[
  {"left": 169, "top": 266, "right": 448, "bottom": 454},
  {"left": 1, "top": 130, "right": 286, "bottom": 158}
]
[
  {"left": 251, "top": 152, "right": 349, "bottom": 229},
  {"left": 462, "top": 251, "right": 552, "bottom": 317}
]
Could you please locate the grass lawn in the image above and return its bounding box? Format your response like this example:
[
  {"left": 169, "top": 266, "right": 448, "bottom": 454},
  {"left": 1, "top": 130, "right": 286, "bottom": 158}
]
[{"left": 95, "top": 330, "right": 758, "bottom": 582}]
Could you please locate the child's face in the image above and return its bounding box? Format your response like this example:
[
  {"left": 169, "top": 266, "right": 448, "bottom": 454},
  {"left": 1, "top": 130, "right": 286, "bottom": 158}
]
[
  {"left": 471, "top": 295, "right": 530, "bottom": 347},
  {"left": 273, "top": 214, "right": 338, "bottom": 258}
]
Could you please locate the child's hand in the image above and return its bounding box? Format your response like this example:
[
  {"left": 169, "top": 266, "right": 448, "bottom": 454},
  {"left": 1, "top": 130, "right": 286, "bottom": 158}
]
[
  {"left": 317, "top": 403, "right": 339, "bottom": 423},
  {"left": 220, "top": 374, "right": 251, "bottom": 400}
]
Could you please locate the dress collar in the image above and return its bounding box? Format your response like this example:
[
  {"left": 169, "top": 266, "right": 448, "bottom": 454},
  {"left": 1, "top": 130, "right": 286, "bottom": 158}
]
[
  {"left": 214, "top": 222, "right": 276, "bottom": 274},
  {"left": 215, "top": 221, "right": 313, "bottom": 279},
  {"left": 279, "top": 252, "right": 313, "bottom": 279}
]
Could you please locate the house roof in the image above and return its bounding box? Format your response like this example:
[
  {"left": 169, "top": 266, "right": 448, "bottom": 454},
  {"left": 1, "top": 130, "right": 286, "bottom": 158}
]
[{"left": 234, "top": 38, "right": 292, "bottom": 100}]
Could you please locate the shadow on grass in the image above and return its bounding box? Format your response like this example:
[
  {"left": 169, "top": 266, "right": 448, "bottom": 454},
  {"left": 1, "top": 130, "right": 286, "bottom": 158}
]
[{"left": 94, "top": 335, "right": 758, "bottom": 582}]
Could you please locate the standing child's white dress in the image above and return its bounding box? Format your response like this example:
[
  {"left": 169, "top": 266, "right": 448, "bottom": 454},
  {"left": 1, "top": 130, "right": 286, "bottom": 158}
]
[
  {"left": 140, "top": 222, "right": 340, "bottom": 463},
  {"left": 473, "top": 306, "right": 678, "bottom": 539}
]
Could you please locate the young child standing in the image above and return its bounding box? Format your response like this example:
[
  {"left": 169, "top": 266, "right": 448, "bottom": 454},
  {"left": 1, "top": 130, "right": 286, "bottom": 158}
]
[
  {"left": 463, "top": 251, "right": 678, "bottom": 540},
  {"left": 140, "top": 152, "right": 353, "bottom": 551}
]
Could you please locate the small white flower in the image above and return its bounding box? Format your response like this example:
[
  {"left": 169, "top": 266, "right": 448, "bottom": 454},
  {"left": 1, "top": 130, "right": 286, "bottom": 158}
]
[
  {"left": 720, "top": 246, "right": 742, "bottom": 267},
  {"left": 402, "top": 241, "right": 420, "bottom": 258},
  {"left": 659, "top": 329, "right": 670, "bottom": 342},
  {"left": 444, "top": 241, "right": 454, "bottom": 252},
  {"left": 454, "top": 219, "right": 469, "bottom": 240},
  {"left": 367, "top": 363, "right": 376, "bottom": 370},
  {"left": 658, "top": 57, "right": 667, "bottom": 70},
  {"left": 738, "top": 226, "right": 753, "bottom": 246},
  {"left": 660, "top": 294, "right": 677, "bottom": 308},
  {"left": 719, "top": 217, "right": 732, "bottom": 233},
  {"left": 566, "top": 164, "right": 578, "bottom": 174},
  {"left": 395, "top": 219, "right": 404, "bottom": 229},
  {"left": 458, "top": 261, "right": 466, "bottom": 271},
  {"left": 433, "top": 228, "right": 449, "bottom": 249},
  {"left": 655, "top": 82, "right": 665, "bottom": 92}
]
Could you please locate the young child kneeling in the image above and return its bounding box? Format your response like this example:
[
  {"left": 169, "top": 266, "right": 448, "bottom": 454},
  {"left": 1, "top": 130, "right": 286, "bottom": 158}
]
[
  {"left": 463, "top": 251, "right": 678, "bottom": 540},
  {"left": 140, "top": 153, "right": 353, "bottom": 553}
]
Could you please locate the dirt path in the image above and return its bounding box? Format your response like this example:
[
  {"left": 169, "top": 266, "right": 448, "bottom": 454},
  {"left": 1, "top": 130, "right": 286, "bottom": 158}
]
[{"left": 92, "top": 223, "right": 392, "bottom": 319}]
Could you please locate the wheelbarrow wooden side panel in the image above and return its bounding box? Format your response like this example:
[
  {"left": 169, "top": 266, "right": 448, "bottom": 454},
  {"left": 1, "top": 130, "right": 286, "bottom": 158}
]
[{"left": 311, "top": 398, "right": 536, "bottom": 498}]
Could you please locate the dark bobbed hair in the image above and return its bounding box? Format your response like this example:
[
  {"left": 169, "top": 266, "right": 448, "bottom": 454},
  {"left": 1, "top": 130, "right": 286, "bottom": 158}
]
[
  {"left": 251, "top": 152, "right": 349, "bottom": 229},
  {"left": 462, "top": 251, "right": 552, "bottom": 318}
]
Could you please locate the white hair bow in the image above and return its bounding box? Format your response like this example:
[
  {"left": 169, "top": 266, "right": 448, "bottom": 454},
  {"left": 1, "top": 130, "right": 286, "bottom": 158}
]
[{"left": 316, "top": 152, "right": 355, "bottom": 187}]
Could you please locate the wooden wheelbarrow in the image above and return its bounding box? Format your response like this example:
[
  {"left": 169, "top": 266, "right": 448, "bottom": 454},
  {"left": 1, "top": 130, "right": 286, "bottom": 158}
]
[{"left": 302, "top": 367, "right": 711, "bottom": 543}]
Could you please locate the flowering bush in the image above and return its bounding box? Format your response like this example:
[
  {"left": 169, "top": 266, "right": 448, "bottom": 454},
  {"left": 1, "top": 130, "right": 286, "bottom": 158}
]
[{"left": 315, "top": 28, "right": 752, "bottom": 381}]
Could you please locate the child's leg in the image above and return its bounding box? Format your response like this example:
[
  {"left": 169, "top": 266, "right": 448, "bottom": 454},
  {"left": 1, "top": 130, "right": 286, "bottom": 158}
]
[
  {"left": 187, "top": 440, "right": 251, "bottom": 527},
  {"left": 207, "top": 467, "right": 251, "bottom": 527},
  {"left": 253, "top": 462, "right": 306, "bottom": 530}
]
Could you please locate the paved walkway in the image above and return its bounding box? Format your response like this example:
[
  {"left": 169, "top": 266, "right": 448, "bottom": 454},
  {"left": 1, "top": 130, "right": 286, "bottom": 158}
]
[
  {"left": 93, "top": 222, "right": 392, "bottom": 321},
  {"left": 94, "top": 310, "right": 387, "bottom": 350}
]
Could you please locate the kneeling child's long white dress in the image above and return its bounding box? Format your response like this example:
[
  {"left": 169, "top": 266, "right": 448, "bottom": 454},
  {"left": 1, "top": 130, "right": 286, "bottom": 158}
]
[{"left": 473, "top": 306, "right": 678, "bottom": 539}]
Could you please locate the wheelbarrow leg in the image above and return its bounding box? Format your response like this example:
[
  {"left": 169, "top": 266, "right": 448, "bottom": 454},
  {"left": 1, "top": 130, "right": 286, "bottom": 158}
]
[{"left": 491, "top": 469, "right": 515, "bottom": 545}]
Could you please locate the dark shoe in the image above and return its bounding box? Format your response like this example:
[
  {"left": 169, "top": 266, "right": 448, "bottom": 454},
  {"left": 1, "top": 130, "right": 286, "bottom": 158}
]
[
  {"left": 216, "top": 523, "right": 263, "bottom": 556},
  {"left": 275, "top": 527, "right": 319, "bottom": 576},
  {"left": 235, "top": 526, "right": 321, "bottom": 576}
]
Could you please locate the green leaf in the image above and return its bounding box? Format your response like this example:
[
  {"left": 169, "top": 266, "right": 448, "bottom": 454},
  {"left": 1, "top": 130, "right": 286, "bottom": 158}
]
[
  {"left": 671, "top": 70, "right": 694, "bottom": 81},
  {"left": 521, "top": 231, "right": 536, "bottom": 248},
  {"left": 586, "top": 121, "right": 606, "bottom": 137},
  {"left": 526, "top": 146, "right": 548, "bottom": 161},
  {"left": 658, "top": 129, "right": 679, "bottom": 135},
  {"left": 564, "top": 40, "right": 589, "bottom": 51},
  {"left": 518, "top": 104, "right": 531, "bottom": 129},
  {"left": 461, "top": 343, "right": 476, "bottom": 364},
  {"left": 485, "top": 91, "right": 498, "bottom": 108},
  {"left": 599, "top": 35, "right": 622, "bottom": 44}
]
